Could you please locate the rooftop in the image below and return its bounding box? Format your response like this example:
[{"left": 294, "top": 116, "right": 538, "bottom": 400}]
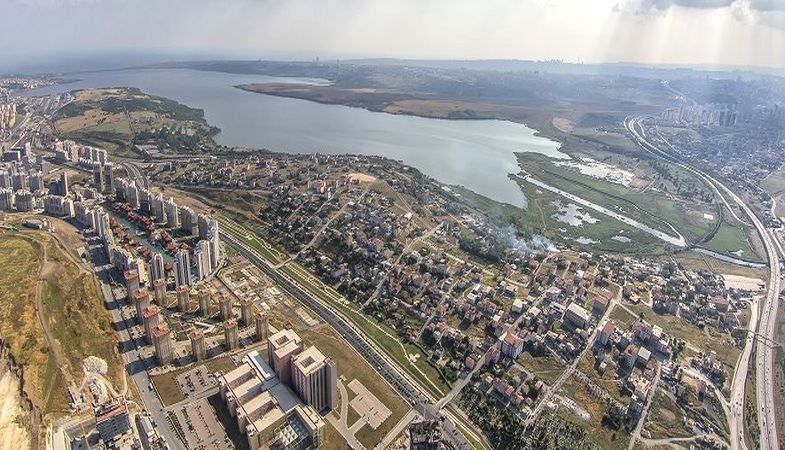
[
  {"left": 292, "top": 346, "right": 327, "bottom": 376},
  {"left": 269, "top": 329, "right": 302, "bottom": 351},
  {"left": 94, "top": 396, "right": 128, "bottom": 424},
  {"left": 151, "top": 323, "right": 170, "bottom": 338}
]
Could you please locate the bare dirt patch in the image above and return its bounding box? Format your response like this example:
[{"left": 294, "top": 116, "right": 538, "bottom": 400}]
[
  {"left": 552, "top": 117, "right": 575, "bottom": 133},
  {"left": 348, "top": 173, "right": 377, "bottom": 183},
  {"left": 0, "top": 367, "right": 31, "bottom": 450}
]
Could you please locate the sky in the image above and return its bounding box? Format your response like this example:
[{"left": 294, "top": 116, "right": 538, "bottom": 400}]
[{"left": 2, "top": 0, "right": 785, "bottom": 71}]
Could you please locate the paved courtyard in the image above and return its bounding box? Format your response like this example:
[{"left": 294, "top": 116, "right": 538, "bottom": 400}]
[{"left": 348, "top": 379, "right": 392, "bottom": 430}]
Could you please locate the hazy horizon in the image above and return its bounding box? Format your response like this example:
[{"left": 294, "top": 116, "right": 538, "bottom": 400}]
[{"left": 2, "top": 0, "right": 785, "bottom": 75}]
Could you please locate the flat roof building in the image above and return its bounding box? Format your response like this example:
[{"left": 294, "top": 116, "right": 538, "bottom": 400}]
[
  {"left": 268, "top": 329, "right": 303, "bottom": 386},
  {"left": 565, "top": 302, "right": 591, "bottom": 329},
  {"left": 410, "top": 419, "right": 442, "bottom": 450},
  {"left": 94, "top": 396, "right": 131, "bottom": 443},
  {"left": 218, "top": 350, "right": 325, "bottom": 450},
  {"left": 291, "top": 346, "right": 337, "bottom": 412}
]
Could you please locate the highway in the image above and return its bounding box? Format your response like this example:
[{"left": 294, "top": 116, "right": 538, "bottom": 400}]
[
  {"left": 116, "top": 159, "right": 487, "bottom": 448},
  {"left": 626, "top": 116, "right": 781, "bottom": 450},
  {"left": 220, "top": 230, "right": 481, "bottom": 450}
]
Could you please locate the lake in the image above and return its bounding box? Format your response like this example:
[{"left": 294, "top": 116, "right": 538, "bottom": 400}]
[{"left": 27, "top": 68, "right": 566, "bottom": 207}]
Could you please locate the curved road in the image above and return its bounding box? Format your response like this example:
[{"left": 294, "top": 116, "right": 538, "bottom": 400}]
[{"left": 626, "top": 116, "right": 780, "bottom": 450}]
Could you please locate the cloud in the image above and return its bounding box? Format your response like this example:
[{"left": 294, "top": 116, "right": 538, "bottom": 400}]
[
  {"left": 616, "top": 0, "right": 785, "bottom": 29},
  {"left": 615, "top": 0, "right": 734, "bottom": 13},
  {"left": 749, "top": 0, "right": 785, "bottom": 11},
  {"left": 729, "top": 0, "right": 785, "bottom": 28},
  {"left": 1, "top": 0, "right": 785, "bottom": 70}
]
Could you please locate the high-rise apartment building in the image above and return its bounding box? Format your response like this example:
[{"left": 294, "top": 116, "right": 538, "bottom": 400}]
[
  {"left": 141, "top": 305, "right": 160, "bottom": 345},
  {"left": 132, "top": 288, "right": 151, "bottom": 323},
  {"left": 267, "top": 329, "right": 304, "bottom": 386},
  {"left": 189, "top": 328, "right": 207, "bottom": 361},
  {"left": 152, "top": 278, "right": 166, "bottom": 304},
  {"left": 255, "top": 309, "right": 268, "bottom": 341},
  {"left": 224, "top": 319, "right": 239, "bottom": 351},
  {"left": 152, "top": 323, "right": 173, "bottom": 366},
  {"left": 176, "top": 284, "right": 190, "bottom": 312},
  {"left": 149, "top": 253, "right": 165, "bottom": 282},
  {"left": 291, "top": 346, "right": 337, "bottom": 412},
  {"left": 174, "top": 249, "right": 190, "bottom": 287},
  {"left": 124, "top": 270, "right": 140, "bottom": 301},
  {"left": 219, "top": 292, "right": 233, "bottom": 320},
  {"left": 198, "top": 289, "right": 211, "bottom": 316},
  {"left": 240, "top": 298, "right": 254, "bottom": 326}
]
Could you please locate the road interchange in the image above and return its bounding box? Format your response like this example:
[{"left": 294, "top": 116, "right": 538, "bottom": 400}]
[{"left": 626, "top": 116, "right": 781, "bottom": 450}]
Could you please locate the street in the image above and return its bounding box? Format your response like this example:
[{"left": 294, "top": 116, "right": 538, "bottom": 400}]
[{"left": 626, "top": 115, "right": 781, "bottom": 450}]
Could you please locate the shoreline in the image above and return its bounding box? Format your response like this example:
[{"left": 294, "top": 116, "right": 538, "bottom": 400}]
[{"left": 233, "top": 82, "right": 569, "bottom": 146}]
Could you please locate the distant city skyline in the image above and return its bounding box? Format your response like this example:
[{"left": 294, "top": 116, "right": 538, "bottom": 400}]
[{"left": 2, "top": 0, "right": 785, "bottom": 72}]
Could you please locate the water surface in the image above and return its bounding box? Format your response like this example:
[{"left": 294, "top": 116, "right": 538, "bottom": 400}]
[{"left": 27, "top": 68, "right": 566, "bottom": 206}]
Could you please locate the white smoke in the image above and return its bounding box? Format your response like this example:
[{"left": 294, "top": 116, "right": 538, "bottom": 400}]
[{"left": 499, "top": 225, "right": 557, "bottom": 254}]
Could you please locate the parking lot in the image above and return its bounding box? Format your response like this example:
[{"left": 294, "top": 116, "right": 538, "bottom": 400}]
[{"left": 176, "top": 365, "right": 217, "bottom": 397}]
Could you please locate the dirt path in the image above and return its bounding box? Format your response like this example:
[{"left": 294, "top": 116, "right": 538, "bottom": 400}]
[
  {"left": 13, "top": 232, "right": 78, "bottom": 414},
  {"left": 29, "top": 237, "right": 75, "bottom": 401}
]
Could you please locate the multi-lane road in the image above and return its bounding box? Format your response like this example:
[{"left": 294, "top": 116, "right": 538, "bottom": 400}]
[
  {"left": 626, "top": 116, "right": 781, "bottom": 450},
  {"left": 98, "top": 277, "right": 185, "bottom": 450},
  {"left": 221, "top": 230, "right": 481, "bottom": 450}
]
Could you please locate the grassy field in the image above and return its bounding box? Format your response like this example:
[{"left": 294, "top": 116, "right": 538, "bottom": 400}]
[
  {"left": 320, "top": 422, "right": 349, "bottom": 450},
  {"left": 576, "top": 353, "right": 630, "bottom": 406},
  {"left": 671, "top": 250, "right": 768, "bottom": 279},
  {"left": 760, "top": 166, "right": 785, "bottom": 196},
  {"left": 558, "top": 374, "right": 631, "bottom": 450},
  {"left": 625, "top": 304, "right": 740, "bottom": 370},
  {"left": 699, "top": 218, "right": 761, "bottom": 262},
  {"left": 54, "top": 87, "right": 217, "bottom": 157},
  {"left": 456, "top": 180, "right": 673, "bottom": 256},
  {"left": 644, "top": 389, "right": 692, "bottom": 440},
  {"left": 0, "top": 234, "right": 55, "bottom": 411},
  {"left": 218, "top": 217, "right": 288, "bottom": 265},
  {"left": 516, "top": 152, "right": 718, "bottom": 245},
  {"left": 517, "top": 351, "right": 567, "bottom": 386},
  {"left": 0, "top": 230, "right": 123, "bottom": 416},
  {"left": 151, "top": 355, "right": 236, "bottom": 406},
  {"left": 610, "top": 306, "right": 639, "bottom": 331},
  {"left": 300, "top": 326, "right": 409, "bottom": 449}
]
